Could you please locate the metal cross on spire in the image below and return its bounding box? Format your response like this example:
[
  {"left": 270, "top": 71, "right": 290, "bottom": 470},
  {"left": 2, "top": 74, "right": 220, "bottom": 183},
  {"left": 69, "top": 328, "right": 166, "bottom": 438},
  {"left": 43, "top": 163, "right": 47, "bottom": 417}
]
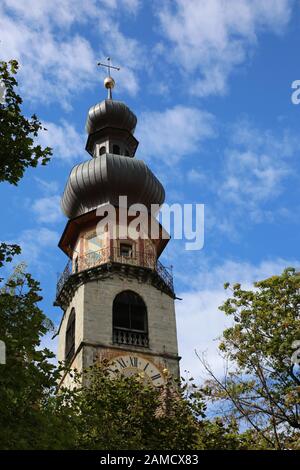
[{"left": 97, "top": 57, "right": 120, "bottom": 99}]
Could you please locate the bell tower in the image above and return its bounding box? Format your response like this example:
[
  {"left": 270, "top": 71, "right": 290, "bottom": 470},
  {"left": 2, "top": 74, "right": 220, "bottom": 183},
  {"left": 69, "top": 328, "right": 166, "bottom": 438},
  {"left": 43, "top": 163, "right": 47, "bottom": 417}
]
[{"left": 55, "top": 64, "right": 180, "bottom": 387}]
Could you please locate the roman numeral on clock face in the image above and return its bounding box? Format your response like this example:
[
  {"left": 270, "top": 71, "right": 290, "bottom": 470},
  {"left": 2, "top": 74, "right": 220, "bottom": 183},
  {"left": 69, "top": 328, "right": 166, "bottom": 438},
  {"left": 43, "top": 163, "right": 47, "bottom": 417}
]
[
  {"left": 112, "top": 356, "right": 163, "bottom": 386},
  {"left": 116, "top": 358, "right": 127, "bottom": 368},
  {"left": 151, "top": 373, "right": 161, "bottom": 381},
  {"left": 130, "top": 356, "right": 138, "bottom": 367}
]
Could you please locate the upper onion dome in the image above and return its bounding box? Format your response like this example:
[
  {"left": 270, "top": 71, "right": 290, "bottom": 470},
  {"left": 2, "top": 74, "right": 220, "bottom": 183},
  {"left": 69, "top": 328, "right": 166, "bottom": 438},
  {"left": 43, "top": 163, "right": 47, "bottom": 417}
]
[
  {"left": 85, "top": 99, "right": 139, "bottom": 157},
  {"left": 86, "top": 99, "right": 137, "bottom": 135}
]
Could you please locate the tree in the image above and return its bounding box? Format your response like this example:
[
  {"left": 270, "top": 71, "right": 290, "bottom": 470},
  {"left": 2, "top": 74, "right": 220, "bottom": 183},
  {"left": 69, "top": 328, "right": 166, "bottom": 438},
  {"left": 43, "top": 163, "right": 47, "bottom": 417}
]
[
  {"left": 0, "top": 58, "right": 52, "bottom": 338},
  {"left": 58, "top": 365, "right": 205, "bottom": 450},
  {"left": 0, "top": 60, "right": 52, "bottom": 185},
  {"left": 53, "top": 364, "right": 253, "bottom": 451},
  {"left": 0, "top": 59, "right": 70, "bottom": 449},
  {"left": 201, "top": 268, "right": 300, "bottom": 450},
  {"left": 197, "top": 417, "right": 253, "bottom": 450},
  {"left": 0, "top": 263, "right": 76, "bottom": 449},
  {"left": 0, "top": 243, "right": 21, "bottom": 270}
]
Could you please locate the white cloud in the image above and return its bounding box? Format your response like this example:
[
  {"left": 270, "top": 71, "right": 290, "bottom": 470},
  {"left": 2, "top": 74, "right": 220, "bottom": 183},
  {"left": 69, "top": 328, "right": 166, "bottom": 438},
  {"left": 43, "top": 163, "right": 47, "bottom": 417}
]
[
  {"left": 157, "top": 0, "right": 292, "bottom": 96},
  {"left": 0, "top": 0, "right": 143, "bottom": 107},
  {"left": 176, "top": 257, "right": 300, "bottom": 380},
  {"left": 220, "top": 120, "right": 297, "bottom": 212},
  {"left": 13, "top": 227, "right": 59, "bottom": 264},
  {"left": 137, "top": 105, "right": 216, "bottom": 164},
  {"left": 32, "top": 196, "right": 63, "bottom": 224},
  {"left": 230, "top": 119, "right": 298, "bottom": 158},
  {"left": 186, "top": 169, "right": 206, "bottom": 183},
  {"left": 176, "top": 289, "right": 231, "bottom": 380},
  {"left": 101, "top": 0, "right": 140, "bottom": 13},
  {"left": 0, "top": 10, "right": 97, "bottom": 108},
  {"left": 94, "top": 13, "right": 145, "bottom": 98},
  {"left": 222, "top": 149, "right": 289, "bottom": 205},
  {"left": 2, "top": 0, "right": 92, "bottom": 29},
  {"left": 34, "top": 177, "right": 60, "bottom": 195},
  {"left": 29, "top": 178, "right": 63, "bottom": 225},
  {"left": 39, "top": 120, "right": 86, "bottom": 162}
]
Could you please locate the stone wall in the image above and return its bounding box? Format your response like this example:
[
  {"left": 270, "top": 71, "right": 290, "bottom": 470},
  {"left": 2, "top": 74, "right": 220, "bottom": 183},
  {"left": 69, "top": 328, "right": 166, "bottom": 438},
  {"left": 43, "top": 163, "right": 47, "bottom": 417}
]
[
  {"left": 57, "top": 284, "right": 85, "bottom": 363},
  {"left": 83, "top": 274, "right": 178, "bottom": 356},
  {"left": 58, "top": 273, "right": 180, "bottom": 385}
]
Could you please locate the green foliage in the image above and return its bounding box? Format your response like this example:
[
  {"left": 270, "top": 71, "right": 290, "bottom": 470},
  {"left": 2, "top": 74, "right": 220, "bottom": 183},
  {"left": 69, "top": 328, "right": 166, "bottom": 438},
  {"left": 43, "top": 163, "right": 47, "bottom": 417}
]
[
  {"left": 0, "top": 264, "right": 73, "bottom": 449},
  {"left": 0, "top": 58, "right": 65, "bottom": 449},
  {"left": 58, "top": 366, "right": 205, "bottom": 451},
  {"left": 203, "top": 268, "right": 300, "bottom": 450},
  {"left": 197, "top": 418, "right": 251, "bottom": 450},
  {"left": 0, "top": 262, "right": 251, "bottom": 450},
  {"left": 0, "top": 261, "right": 244, "bottom": 450},
  {"left": 0, "top": 243, "right": 21, "bottom": 269},
  {"left": 52, "top": 367, "right": 252, "bottom": 451},
  {"left": 0, "top": 60, "right": 52, "bottom": 185}
]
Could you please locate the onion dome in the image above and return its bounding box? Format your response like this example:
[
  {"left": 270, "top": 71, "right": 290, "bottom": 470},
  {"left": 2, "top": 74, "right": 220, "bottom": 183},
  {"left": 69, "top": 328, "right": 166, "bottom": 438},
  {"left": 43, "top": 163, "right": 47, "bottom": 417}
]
[
  {"left": 61, "top": 153, "right": 165, "bottom": 219},
  {"left": 85, "top": 99, "right": 139, "bottom": 158},
  {"left": 86, "top": 100, "right": 137, "bottom": 135},
  {"left": 61, "top": 62, "right": 165, "bottom": 219}
]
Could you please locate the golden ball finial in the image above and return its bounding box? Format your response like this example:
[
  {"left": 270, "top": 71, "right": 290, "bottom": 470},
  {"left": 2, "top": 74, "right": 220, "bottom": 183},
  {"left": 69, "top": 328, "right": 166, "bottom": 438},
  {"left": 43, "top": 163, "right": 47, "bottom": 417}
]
[
  {"left": 104, "top": 76, "right": 115, "bottom": 90},
  {"left": 98, "top": 58, "right": 120, "bottom": 100}
]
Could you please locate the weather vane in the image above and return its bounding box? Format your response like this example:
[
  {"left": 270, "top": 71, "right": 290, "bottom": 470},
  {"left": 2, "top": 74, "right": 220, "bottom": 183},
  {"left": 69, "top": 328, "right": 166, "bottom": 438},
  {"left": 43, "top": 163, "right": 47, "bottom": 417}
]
[{"left": 97, "top": 57, "right": 120, "bottom": 100}]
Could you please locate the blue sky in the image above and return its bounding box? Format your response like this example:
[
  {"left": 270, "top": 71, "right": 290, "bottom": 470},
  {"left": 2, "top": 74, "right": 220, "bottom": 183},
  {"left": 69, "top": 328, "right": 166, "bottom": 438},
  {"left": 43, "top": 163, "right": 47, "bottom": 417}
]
[{"left": 1, "top": 0, "right": 300, "bottom": 377}]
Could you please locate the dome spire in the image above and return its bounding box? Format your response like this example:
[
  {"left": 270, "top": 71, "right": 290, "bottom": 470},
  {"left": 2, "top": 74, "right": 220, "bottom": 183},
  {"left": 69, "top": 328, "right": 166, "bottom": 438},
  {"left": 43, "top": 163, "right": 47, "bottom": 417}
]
[{"left": 97, "top": 57, "right": 120, "bottom": 100}]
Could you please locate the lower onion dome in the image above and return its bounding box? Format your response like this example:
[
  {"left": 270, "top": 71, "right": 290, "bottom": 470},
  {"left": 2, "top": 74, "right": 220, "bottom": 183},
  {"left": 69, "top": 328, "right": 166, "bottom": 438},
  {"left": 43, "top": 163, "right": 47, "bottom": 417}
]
[{"left": 61, "top": 153, "right": 165, "bottom": 219}]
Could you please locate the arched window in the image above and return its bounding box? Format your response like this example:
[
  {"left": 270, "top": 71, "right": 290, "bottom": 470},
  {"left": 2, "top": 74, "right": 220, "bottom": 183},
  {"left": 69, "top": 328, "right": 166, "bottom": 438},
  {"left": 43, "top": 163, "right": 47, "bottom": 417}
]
[
  {"left": 65, "top": 308, "right": 75, "bottom": 363},
  {"left": 113, "top": 144, "right": 120, "bottom": 155},
  {"left": 99, "top": 146, "right": 106, "bottom": 155},
  {"left": 113, "top": 291, "right": 148, "bottom": 347}
]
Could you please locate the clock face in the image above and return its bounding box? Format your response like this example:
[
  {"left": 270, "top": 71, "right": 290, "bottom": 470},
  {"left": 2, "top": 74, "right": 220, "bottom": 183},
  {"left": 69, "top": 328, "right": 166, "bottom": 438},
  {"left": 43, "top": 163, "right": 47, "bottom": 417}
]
[{"left": 109, "top": 354, "right": 165, "bottom": 386}]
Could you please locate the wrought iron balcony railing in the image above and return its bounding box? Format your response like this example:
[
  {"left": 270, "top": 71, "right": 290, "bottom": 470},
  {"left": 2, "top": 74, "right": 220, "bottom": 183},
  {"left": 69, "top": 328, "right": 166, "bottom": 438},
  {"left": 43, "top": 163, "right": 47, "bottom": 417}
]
[
  {"left": 56, "top": 247, "right": 174, "bottom": 298},
  {"left": 113, "top": 327, "right": 149, "bottom": 347}
]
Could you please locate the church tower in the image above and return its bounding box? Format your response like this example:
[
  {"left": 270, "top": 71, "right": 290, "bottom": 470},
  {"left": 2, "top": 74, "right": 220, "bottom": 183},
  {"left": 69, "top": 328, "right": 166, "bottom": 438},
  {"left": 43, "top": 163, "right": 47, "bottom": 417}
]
[{"left": 55, "top": 64, "right": 180, "bottom": 387}]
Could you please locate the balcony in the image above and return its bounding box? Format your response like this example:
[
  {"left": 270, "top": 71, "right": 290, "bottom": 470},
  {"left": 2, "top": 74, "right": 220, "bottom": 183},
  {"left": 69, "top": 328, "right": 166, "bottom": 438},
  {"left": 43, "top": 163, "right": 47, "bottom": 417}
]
[
  {"left": 113, "top": 327, "right": 149, "bottom": 347},
  {"left": 56, "top": 247, "right": 174, "bottom": 300}
]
